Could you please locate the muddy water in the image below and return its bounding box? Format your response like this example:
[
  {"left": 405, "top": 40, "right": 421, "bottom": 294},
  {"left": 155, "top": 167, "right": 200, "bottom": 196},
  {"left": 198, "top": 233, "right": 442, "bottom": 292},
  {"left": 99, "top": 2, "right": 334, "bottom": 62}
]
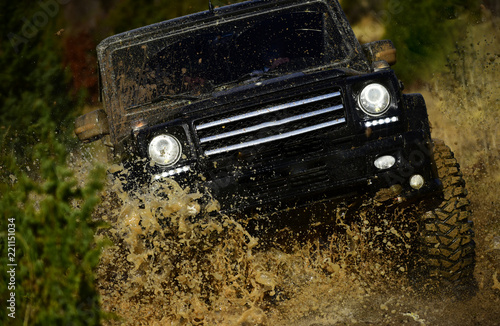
[
  {"left": 88, "top": 19, "right": 500, "bottom": 326},
  {"left": 93, "top": 171, "right": 420, "bottom": 325}
]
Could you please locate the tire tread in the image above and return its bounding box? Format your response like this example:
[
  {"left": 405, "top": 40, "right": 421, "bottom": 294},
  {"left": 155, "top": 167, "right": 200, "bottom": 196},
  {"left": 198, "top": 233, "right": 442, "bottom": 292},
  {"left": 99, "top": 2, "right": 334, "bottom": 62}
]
[{"left": 419, "top": 140, "right": 475, "bottom": 289}]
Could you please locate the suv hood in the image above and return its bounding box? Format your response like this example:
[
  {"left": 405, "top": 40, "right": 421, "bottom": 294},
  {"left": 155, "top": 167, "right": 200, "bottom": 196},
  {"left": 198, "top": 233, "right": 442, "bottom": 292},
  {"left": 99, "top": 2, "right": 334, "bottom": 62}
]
[{"left": 97, "top": 0, "right": 368, "bottom": 143}]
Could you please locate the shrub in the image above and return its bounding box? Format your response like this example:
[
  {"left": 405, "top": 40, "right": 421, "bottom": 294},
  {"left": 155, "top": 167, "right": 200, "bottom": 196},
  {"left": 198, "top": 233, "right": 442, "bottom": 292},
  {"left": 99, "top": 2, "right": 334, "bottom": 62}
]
[{"left": 0, "top": 112, "right": 106, "bottom": 325}]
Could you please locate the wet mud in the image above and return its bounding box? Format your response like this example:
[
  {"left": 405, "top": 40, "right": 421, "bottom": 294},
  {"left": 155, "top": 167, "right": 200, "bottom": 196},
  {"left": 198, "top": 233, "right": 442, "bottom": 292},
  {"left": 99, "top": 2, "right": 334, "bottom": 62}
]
[{"left": 82, "top": 18, "right": 499, "bottom": 326}]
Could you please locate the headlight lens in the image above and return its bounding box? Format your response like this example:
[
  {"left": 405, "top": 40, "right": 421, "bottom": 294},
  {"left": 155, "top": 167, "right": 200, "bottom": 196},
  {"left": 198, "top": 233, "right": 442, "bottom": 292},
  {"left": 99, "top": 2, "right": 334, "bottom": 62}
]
[
  {"left": 358, "top": 83, "right": 391, "bottom": 116},
  {"left": 148, "top": 134, "right": 182, "bottom": 166}
]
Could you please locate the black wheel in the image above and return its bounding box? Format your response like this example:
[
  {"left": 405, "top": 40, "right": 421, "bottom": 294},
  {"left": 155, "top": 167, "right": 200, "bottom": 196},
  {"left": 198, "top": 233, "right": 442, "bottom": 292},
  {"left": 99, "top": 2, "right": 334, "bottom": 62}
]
[{"left": 418, "top": 140, "right": 475, "bottom": 291}]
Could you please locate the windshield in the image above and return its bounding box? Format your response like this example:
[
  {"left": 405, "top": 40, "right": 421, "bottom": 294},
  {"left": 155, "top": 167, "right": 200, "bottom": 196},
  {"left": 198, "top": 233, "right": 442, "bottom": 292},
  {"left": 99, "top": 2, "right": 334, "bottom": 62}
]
[{"left": 110, "top": 2, "right": 352, "bottom": 109}]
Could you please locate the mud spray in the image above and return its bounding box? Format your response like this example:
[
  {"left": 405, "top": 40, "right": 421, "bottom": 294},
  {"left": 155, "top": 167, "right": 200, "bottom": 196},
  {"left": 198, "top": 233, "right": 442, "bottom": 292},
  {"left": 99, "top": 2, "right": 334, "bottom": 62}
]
[
  {"left": 91, "top": 162, "right": 423, "bottom": 326},
  {"left": 74, "top": 15, "right": 500, "bottom": 326}
]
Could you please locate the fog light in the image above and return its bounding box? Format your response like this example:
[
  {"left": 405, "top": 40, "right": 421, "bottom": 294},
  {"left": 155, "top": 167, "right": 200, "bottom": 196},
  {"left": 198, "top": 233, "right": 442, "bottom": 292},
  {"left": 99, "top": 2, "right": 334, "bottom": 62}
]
[
  {"left": 410, "top": 175, "right": 425, "bottom": 189},
  {"left": 153, "top": 165, "right": 191, "bottom": 180},
  {"left": 374, "top": 155, "right": 396, "bottom": 170}
]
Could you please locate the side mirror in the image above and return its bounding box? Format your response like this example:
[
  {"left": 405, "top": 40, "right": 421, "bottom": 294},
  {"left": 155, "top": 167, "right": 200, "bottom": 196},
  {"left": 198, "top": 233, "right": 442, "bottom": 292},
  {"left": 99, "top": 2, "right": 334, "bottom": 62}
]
[
  {"left": 362, "top": 40, "right": 397, "bottom": 66},
  {"left": 74, "top": 109, "right": 110, "bottom": 142}
]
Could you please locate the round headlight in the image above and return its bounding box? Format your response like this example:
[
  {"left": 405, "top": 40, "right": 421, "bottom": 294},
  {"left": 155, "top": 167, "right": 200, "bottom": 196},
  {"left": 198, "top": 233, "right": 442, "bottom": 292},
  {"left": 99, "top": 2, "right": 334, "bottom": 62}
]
[
  {"left": 358, "top": 83, "right": 391, "bottom": 116},
  {"left": 148, "top": 134, "right": 182, "bottom": 166}
]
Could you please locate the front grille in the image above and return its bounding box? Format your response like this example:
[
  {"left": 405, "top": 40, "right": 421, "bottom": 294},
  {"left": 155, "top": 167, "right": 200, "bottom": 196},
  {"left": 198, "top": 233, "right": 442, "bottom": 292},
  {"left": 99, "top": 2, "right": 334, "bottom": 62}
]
[{"left": 194, "top": 88, "right": 346, "bottom": 156}]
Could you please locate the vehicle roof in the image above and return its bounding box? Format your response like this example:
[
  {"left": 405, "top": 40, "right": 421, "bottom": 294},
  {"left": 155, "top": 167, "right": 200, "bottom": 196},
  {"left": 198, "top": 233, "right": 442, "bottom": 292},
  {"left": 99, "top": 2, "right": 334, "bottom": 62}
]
[{"left": 96, "top": 0, "right": 345, "bottom": 56}]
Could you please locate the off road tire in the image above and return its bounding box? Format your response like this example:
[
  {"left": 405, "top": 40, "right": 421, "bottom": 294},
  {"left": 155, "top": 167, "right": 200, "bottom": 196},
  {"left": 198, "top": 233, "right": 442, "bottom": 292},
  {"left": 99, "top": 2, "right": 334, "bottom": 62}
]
[{"left": 418, "top": 140, "right": 475, "bottom": 291}]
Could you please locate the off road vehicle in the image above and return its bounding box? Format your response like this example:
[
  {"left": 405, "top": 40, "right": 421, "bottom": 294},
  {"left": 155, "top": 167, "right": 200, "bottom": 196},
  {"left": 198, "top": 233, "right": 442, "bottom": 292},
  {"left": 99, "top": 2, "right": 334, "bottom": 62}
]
[{"left": 76, "top": 0, "right": 475, "bottom": 289}]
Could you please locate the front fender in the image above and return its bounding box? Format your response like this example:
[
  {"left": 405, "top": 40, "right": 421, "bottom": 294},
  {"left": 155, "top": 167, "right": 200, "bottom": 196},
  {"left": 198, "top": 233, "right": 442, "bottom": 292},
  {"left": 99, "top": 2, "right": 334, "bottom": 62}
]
[{"left": 403, "top": 93, "right": 431, "bottom": 138}]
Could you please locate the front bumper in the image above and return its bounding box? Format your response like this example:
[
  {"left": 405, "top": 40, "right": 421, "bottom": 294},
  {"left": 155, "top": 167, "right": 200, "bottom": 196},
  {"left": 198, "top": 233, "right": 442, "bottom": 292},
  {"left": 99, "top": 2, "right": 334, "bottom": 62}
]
[{"left": 196, "top": 129, "right": 441, "bottom": 212}]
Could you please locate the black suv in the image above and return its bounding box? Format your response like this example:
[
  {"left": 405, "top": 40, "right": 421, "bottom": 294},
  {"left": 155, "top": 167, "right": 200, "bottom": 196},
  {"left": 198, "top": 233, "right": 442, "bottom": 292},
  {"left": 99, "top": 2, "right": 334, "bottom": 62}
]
[{"left": 76, "top": 0, "right": 475, "bottom": 288}]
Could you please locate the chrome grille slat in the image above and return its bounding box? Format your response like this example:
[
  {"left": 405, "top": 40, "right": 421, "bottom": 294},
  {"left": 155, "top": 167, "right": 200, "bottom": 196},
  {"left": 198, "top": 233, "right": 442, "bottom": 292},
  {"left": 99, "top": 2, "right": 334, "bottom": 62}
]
[
  {"left": 200, "top": 104, "right": 343, "bottom": 144},
  {"left": 195, "top": 89, "right": 346, "bottom": 156},
  {"left": 196, "top": 92, "right": 341, "bottom": 131},
  {"left": 204, "top": 118, "right": 345, "bottom": 156}
]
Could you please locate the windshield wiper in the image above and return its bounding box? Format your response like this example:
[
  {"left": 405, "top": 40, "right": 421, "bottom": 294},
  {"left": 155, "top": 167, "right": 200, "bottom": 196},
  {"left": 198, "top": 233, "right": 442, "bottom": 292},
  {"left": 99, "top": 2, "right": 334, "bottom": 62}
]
[
  {"left": 210, "top": 71, "right": 285, "bottom": 93},
  {"left": 236, "top": 70, "right": 285, "bottom": 82},
  {"left": 151, "top": 93, "right": 201, "bottom": 103}
]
